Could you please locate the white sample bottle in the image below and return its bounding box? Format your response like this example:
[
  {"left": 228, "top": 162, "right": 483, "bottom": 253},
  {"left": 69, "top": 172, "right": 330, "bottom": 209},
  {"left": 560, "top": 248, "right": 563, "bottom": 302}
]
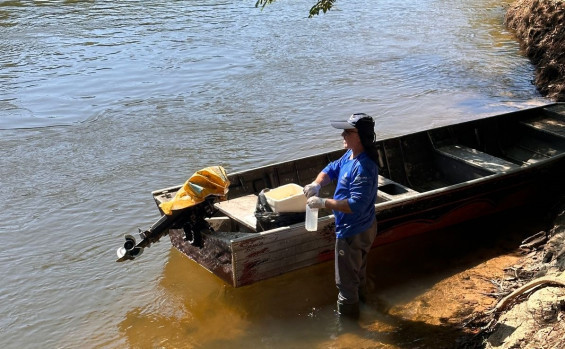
[{"left": 305, "top": 204, "right": 318, "bottom": 231}]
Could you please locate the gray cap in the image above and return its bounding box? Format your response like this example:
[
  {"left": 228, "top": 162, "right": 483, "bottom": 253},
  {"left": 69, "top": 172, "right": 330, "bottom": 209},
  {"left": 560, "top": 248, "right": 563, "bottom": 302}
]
[{"left": 331, "top": 113, "right": 374, "bottom": 130}]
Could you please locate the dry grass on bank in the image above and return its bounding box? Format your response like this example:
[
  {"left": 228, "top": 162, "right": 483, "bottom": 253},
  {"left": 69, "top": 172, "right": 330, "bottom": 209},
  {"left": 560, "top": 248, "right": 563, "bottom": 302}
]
[{"left": 505, "top": 0, "right": 565, "bottom": 101}]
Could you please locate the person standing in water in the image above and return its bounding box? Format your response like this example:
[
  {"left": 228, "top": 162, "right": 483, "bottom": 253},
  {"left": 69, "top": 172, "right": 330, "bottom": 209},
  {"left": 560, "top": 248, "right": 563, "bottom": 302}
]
[{"left": 304, "top": 113, "right": 379, "bottom": 318}]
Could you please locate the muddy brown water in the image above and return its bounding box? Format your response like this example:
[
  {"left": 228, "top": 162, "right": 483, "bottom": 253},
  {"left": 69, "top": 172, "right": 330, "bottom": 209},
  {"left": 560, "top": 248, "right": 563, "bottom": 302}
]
[
  {"left": 0, "top": 0, "right": 554, "bottom": 347},
  {"left": 115, "top": 205, "right": 548, "bottom": 349}
]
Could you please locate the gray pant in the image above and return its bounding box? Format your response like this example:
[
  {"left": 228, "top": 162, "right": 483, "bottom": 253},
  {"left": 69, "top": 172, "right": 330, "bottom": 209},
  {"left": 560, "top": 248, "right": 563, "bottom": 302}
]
[{"left": 335, "top": 219, "right": 377, "bottom": 304}]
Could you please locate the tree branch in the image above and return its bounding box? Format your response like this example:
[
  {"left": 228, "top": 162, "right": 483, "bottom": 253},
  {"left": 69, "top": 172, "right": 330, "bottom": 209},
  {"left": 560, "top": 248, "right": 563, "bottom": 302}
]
[{"left": 255, "top": 0, "right": 337, "bottom": 17}]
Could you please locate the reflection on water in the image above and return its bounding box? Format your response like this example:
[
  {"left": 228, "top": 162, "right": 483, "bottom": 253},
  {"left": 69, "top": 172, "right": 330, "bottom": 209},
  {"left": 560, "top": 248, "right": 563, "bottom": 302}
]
[
  {"left": 0, "top": 0, "right": 544, "bottom": 132},
  {"left": 117, "top": 206, "right": 545, "bottom": 348},
  {"left": 119, "top": 249, "right": 337, "bottom": 348}
]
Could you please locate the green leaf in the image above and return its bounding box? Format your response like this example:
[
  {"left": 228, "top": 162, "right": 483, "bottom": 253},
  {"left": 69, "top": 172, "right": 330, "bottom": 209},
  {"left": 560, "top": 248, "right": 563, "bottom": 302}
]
[
  {"left": 308, "top": 0, "right": 335, "bottom": 18},
  {"left": 255, "top": 0, "right": 336, "bottom": 17}
]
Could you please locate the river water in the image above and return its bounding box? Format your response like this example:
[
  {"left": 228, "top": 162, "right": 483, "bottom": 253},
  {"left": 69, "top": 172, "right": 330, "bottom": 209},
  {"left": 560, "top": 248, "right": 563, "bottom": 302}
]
[{"left": 0, "top": 0, "right": 550, "bottom": 347}]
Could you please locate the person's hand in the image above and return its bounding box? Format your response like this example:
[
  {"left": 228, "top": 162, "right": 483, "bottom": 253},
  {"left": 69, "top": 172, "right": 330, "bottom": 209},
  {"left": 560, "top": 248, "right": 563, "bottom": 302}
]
[
  {"left": 307, "top": 196, "right": 326, "bottom": 209},
  {"left": 303, "top": 183, "right": 321, "bottom": 198}
]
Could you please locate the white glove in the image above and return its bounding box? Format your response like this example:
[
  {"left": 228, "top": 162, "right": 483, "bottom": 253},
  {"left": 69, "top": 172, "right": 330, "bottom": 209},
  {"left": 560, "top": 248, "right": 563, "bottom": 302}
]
[
  {"left": 303, "top": 182, "right": 321, "bottom": 198},
  {"left": 307, "top": 196, "right": 326, "bottom": 209}
]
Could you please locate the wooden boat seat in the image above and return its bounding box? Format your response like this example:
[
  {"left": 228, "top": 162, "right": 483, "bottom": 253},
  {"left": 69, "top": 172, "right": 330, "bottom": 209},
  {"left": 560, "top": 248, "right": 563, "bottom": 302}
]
[
  {"left": 215, "top": 194, "right": 258, "bottom": 232},
  {"left": 520, "top": 111, "right": 565, "bottom": 139},
  {"left": 437, "top": 145, "right": 519, "bottom": 173},
  {"left": 377, "top": 175, "right": 419, "bottom": 201}
]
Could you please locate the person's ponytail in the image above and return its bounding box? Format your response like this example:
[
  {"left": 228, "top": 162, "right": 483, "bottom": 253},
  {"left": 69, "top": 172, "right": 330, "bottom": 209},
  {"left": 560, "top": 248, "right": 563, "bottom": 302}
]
[{"left": 358, "top": 128, "right": 379, "bottom": 165}]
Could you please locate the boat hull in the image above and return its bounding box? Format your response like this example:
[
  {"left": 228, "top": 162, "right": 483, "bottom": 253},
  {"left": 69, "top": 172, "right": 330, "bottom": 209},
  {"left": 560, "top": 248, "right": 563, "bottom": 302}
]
[
  {"left": 167, "top": 157, "right": 563, "bottom": 287},
  {"left": 152, "top": 103, "right": 565, "bottom": 287}
]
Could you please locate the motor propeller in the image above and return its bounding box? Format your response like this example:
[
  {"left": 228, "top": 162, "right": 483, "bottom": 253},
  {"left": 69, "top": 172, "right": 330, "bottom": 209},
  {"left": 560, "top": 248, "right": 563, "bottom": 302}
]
[{"left": 116, "top": 233, "right": 145, "bottom": 262}]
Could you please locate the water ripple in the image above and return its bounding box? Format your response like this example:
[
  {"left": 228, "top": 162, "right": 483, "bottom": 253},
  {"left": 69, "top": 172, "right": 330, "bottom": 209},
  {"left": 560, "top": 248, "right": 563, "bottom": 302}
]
[{"left": 0, "top": 0, "right": 551, "bottom": 347}]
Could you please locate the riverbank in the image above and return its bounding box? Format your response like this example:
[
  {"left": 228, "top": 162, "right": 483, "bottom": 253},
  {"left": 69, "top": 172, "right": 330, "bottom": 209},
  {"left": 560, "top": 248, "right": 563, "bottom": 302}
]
[
  {"left": 505, "top": 0, "right": 565, "bottom": 101},
  {"left": 458, "top": 199, "right": 565, "bottom": 348}
]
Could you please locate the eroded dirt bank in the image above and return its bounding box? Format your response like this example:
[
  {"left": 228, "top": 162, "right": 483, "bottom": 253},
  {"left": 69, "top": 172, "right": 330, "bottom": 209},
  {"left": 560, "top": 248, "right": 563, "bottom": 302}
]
[{"left": 505, "top": 0, "right": 565, "bottom": 101}]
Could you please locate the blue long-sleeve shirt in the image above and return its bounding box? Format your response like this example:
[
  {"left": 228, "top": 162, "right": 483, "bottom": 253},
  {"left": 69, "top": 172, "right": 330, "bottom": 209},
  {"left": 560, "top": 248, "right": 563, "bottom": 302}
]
[{"left": 322, "top": 149, "right": 378, "bottom": 239}]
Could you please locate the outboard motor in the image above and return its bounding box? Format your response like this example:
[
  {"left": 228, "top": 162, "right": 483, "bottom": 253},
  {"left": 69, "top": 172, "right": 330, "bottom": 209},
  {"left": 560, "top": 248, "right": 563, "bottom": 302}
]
[{"left": 116, "top": 196, "right": 218, "bottom": 262}]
